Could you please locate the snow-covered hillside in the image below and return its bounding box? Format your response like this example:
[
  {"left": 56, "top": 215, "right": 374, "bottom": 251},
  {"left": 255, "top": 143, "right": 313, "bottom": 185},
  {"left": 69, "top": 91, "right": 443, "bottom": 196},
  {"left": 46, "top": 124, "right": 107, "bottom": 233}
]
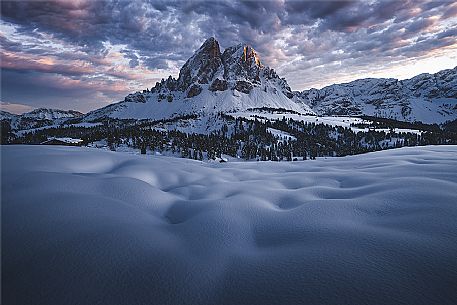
[
  {"left": 21, "top": 108, "right": 82, "bottom": 120},
  {"left": 0, "top": 108, "right": 82, "bottom": 130},
  {"left": 84, "top": 37, "right": 313, "bottom": 121},
  {"left": 3, "top": 145, "right": 457, "bottom": 305},
  {"left": 297, "top": 67, "right": 457, "bottom": 123}
]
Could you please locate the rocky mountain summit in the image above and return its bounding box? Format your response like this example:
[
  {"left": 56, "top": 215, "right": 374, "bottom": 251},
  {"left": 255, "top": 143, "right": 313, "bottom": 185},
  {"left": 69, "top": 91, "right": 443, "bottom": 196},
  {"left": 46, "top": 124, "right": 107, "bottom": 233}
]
[
  {"left": 151, "top": 37, "right": 293, "bottom": 99},
  {"left": 83, "top": 37, "right": 309, "bottom": 121}
]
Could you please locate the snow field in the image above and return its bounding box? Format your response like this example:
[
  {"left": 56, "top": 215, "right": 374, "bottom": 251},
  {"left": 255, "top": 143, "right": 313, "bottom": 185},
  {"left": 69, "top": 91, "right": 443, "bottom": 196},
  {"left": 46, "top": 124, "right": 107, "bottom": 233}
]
[{"left": 2, "top": 145, "right": 457, "bottom": 305}]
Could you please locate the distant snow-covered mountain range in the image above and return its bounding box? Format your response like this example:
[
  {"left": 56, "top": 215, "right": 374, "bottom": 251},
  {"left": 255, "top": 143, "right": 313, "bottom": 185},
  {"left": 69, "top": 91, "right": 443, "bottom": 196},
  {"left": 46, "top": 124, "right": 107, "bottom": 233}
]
[
  {"left": 297, "top": 67, "right": 457, "bottom": 124},
  {"left": 0, "top": 108, "right": 82, "bottom": 131},
  {"left": 1, "top": 37, "right": 456, "bottom": 131}
]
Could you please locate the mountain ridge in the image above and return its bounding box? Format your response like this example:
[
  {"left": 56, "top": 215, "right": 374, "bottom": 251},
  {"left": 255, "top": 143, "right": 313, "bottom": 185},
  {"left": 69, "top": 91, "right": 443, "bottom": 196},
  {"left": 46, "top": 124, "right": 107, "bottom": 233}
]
[
  {"left": 297, "top": 66, "right": 457, "bottom": 123},
  {"left": 2, "top": 38, "right": 456, "bottom": 128},
  {"left": 0, "top": 108, "right": 82, "bottom": 131},
  {"left": 81, "top": 36, "right": 456, "bottom": 123}
]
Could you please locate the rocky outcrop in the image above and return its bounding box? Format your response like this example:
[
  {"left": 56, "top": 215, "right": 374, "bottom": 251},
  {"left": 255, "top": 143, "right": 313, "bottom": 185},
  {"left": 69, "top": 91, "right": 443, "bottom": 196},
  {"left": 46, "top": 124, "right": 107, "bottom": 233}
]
[
  {"left": 187, "top": 84, "right": 202, "bottom": 98},
  {"left": 152, "top": 75, "right": 178, "bottom": 94},
  {"left": 234, "top": 81, "right": 253, "bottom": 94},
  {"left": 124, "top": 93, "right": 147, "bottom": 103},
  {"left": 222, "top": 44, "right": 262, "bottom": 84},
  {"left": 209, "top": 78, "right": 228, "bottom": 91}
]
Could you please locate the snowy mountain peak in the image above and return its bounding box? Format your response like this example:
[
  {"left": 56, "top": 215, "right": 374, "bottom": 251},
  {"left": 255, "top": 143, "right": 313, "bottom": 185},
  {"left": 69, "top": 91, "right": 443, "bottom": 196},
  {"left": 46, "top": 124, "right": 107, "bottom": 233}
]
[
  {"left": 84, "top": 37, "right": 312, "bottom": 121},
  {"left": 174, "top": 38, "right": 265, "bottom": 96},
  {"left": 200, "top": 37, "right": 220, "bottom": 56},
  {"left": 82, "top": 38, "right": 455, "bottom": 123},
  {"left": 226, "top": 43, "right": 262, "bottom": 68},
  {"left": 147, "top": 37, "right": 299, "bottom": 101}
]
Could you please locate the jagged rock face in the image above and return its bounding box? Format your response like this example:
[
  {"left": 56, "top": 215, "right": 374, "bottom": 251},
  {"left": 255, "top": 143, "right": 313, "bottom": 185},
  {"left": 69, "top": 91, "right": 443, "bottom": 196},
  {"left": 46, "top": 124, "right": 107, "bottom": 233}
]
[
  {"left": 262, "top": 67, "right": 278, "bottom": 80},
  {"left": 152, "top": 76, "right": 178, "bottom": 94},
  {"left": 209, "top": 78, "right": 228, "bottom": 91},
  {"left": 235, "top": 80, "right": 254, "bottom": 94},
  {"left": 151, "top": 37, "right": 297, "bottom": 101},
  {"left": 261, "top": 67, "right": 294, "bottom": 98},
  {"left": 222, "top": 44, "right": 262, "bottom": 84},
  {"left": 125, "top": 93, "right": 147, "bottom": 103},
  {"left": 177, "top": 38, "right": 265, "bottom": 94},
  {"left": 187, "top": 84, "right": 203, "bottom": 98},
  {"left": 177, "top": 37, "right": 222, "bottom": 92}
]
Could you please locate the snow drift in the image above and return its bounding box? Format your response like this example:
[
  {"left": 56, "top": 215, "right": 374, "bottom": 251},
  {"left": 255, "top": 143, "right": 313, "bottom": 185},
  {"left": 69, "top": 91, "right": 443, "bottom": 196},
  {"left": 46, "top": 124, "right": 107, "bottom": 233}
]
[{"left": 2, "top": 145, "right": 457, "bottom": 305}]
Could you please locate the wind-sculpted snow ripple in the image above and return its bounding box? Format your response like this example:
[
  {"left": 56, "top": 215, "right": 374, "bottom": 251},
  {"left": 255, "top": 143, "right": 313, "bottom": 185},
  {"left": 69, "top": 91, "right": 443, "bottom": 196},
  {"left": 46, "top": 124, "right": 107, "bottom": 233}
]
[{"left": 2, "top": 145, "right": 457, "bottom": 305}]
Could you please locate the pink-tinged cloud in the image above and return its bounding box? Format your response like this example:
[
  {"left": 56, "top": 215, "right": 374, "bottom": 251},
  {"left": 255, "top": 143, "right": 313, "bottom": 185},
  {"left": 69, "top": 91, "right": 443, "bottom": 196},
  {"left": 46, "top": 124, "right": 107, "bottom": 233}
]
[
  {"left": 1, "top": 52, "right": 95, "bottom": 76},
  {"left": 0, "top": 101, "right": 34, "bottom": 114},
  {"left": 27, "top": 72, "right": 130, "bottom": 94}
]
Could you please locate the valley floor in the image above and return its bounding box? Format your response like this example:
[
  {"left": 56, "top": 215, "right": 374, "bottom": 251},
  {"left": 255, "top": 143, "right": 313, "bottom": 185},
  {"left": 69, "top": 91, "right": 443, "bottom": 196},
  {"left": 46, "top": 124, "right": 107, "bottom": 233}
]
[{"left": 2, "top": 145, "right": 457, "bottom": 305}]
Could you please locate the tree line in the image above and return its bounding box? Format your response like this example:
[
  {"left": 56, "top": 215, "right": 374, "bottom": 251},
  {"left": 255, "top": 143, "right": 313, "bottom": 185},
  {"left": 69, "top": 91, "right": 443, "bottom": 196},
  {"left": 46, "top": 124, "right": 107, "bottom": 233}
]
[{"left": 2, "top": 114, "right": 457, "bottom": 161}]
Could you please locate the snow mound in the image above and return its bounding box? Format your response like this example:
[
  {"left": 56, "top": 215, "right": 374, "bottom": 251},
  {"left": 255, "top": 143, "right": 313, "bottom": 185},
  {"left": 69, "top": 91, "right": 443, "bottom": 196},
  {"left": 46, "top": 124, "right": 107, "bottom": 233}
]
[{"left": 2, "top": 145, "right": 457, "bottom": 305}]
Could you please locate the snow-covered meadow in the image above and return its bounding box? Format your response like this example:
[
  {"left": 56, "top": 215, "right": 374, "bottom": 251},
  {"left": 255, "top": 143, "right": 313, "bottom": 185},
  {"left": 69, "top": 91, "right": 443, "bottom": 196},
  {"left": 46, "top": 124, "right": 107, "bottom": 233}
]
[
  {"left": 2, "top": 145, "right": 457, "bottom": 305},
  {"left": 232, "top": 112, "right": 425, "bottom": 134}
]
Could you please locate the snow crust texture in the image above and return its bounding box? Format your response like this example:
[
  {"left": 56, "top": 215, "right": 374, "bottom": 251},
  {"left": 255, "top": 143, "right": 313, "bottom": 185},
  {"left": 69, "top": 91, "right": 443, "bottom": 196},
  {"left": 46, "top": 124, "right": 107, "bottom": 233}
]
[{"left": 2, "top": 145, "right": 457, "bottom": 305}]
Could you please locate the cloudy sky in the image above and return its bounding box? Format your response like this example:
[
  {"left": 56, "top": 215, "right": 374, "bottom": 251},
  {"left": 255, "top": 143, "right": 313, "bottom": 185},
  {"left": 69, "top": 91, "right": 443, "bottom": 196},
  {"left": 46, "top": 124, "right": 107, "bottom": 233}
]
[{"left": 1, "top": 0, "right": 456, "bottom": 114}]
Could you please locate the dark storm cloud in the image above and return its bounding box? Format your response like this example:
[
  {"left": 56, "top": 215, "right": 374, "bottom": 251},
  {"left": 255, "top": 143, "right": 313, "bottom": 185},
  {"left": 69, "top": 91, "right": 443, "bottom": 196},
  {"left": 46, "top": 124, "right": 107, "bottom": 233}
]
[
  {"left": 406, "top": 17, "right": 436, "bottom": 33},
  {"left": 442, "top": 3, "right": 457, "bottom": 19},
  {"left": 284, "top": 0, "right": 356, "bottom": 30},
  {"left": 1, "top": 0, "right": 456, "bottom": 112},
  {"left": 2, "top": 0, "right": 454, "bottom": 66},
  {"left": 0, "top": 35, "right": 22, "bottom": 52},
  {"left": 142, "top": 57, "right": 170, "bottom": 70},
  {"left": 121, "top": 50, "right": 140, "bottom": 68},
  {"left": 1, "top": 58, "right": 89, "bottom": 77}
]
